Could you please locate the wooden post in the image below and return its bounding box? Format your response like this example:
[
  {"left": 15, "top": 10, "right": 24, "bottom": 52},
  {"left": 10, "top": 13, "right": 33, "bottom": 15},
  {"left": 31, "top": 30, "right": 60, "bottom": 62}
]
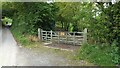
[
  {"left": 51, "top": 30, "right": 52, "bottom": 42},
  {"left": 66, "top": 32, "right": 67, "bottom": 44},
  {"left": 58, "top": 32, "right": 60, "bottom": 44},
  {"left": 38, "top": 28, "right": 40, "bottom": 40},
  {"left": 73, "top": 32, "right": 75, "bottom": 45},
  {"left": 46, "top": 31, "right": 47, "bottom": 41},
  {"left": 41, "top": 29, "right": 43, "bottom": 41},
  {"left": 83, "top": 28, "right": 87, "bottom": 44},
  {"left": 38, "top": 28, "right": 42, "bottom": 41}
]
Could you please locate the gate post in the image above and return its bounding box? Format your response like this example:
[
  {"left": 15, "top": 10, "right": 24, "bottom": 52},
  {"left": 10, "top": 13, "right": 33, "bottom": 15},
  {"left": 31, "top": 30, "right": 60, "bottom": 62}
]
[
  {"left": 38, "top": 28, "right": 40, "bottom": 40},
  {"left": 73, "top": 32, "right": 75, "bottom": 45},
  {"left": 50, "top": 30, "right": 53, "bottom": 42},
  {"left": 83, "top": 28, "right": 87, "bottom": 44},
  {"left": 38, "top": 28, "right": 42, "bottom": 41},
  {"left": 58, "top": 32, "right": 60, "bottom": 44}
]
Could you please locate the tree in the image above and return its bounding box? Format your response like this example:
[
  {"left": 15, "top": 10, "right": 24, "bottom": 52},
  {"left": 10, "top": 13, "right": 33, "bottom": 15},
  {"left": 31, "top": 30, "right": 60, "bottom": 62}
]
[
  {"left": 94, "top": 2, "right": 120, "bottom": 44},
  {"left": 2, "top": 2, "right": 58, "bottom": 35}
]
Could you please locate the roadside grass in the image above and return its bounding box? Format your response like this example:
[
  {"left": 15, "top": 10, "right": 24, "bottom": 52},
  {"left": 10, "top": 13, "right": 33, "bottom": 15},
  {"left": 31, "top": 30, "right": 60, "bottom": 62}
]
[{"left": 76, "top": 43, "right": 119, "bottom": 66}]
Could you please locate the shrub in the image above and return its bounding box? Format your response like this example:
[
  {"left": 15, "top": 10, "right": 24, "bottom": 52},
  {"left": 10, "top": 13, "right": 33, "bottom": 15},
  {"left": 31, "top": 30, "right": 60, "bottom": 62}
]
[{"left": 110, "top": 41, "right": 120, "bottom": 64}]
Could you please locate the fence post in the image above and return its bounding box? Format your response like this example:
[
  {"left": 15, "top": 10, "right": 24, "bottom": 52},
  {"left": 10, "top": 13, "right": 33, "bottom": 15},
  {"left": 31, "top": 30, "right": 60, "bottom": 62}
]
[
  {"left": 66, "top": 32, "right": 67, "bottom": 44},
  {"left": 51, "top": 30, "right": 53, "bottom": 42},
  {"left": 38, "top": 28, "right": 40, "bottom": 41},
  {"left": 46, "top": 31, "right": 47, "bottom": 41},
  {"left": 58, "top": 32, "right": 60, "bottom": 44},
  {"left": 41, "top": 29, "right": 43, "bottom": 41},
  {"left": 73, "top": 32, "right": 75, "bottom": 45},
  {"left": 83, "top": 28, "right": 87, "bottom": 44}
]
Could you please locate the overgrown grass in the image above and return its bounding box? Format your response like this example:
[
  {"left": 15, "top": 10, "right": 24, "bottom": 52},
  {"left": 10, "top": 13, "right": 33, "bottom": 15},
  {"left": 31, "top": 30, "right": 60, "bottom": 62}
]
[
  {"left": 77, "top": 42, "right": 120, "bottom": 66},
  {"left": 12, "top": 33, "right": 30, "bottom": 46},
  {"left": 11, "top": 26, "right": 32, "bottom": 46}
]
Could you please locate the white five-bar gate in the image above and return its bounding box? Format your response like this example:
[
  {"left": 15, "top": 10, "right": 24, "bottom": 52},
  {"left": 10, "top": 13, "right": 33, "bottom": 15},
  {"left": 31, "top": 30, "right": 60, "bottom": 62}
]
[{"left": 38, "top": 28, "right": 87, "bottom": 45}]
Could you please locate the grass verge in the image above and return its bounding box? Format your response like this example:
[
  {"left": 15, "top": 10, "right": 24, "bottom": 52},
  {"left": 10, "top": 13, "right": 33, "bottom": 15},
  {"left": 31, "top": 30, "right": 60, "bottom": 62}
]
[{"left": 76, "top": 43, "right": 119, "bottom": 66}]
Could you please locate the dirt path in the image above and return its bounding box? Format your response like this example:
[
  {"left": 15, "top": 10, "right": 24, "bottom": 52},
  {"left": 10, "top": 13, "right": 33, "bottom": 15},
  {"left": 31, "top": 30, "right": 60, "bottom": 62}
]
[
  {"left": 16, "top": 47, "right": 69, "bottom": 66},
  {"left": 0, "top": 28, "right": 92, "bottom": 66}
]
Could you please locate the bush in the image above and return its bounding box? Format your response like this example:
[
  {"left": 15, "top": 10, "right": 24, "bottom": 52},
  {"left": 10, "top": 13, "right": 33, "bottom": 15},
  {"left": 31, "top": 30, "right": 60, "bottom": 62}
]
[
  {"left": 77, "top": 42, "right": 120, "bottom": 66},
  {"left": 110, "top": 41, "right": 120, "bottom": 64}
]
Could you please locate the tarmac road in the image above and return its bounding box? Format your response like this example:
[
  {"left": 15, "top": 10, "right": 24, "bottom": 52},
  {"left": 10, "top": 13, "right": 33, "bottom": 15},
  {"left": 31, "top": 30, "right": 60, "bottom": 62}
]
[{"left": 0, "top": 28, "right": 17, "bottom": 66}]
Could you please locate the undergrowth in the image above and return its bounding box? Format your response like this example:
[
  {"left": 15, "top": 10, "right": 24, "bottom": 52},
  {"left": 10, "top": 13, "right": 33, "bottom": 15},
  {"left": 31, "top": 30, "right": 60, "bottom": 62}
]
[
  {"left": 11, "top": 27, "right": 32, "bottom": 46},
  {"left": 77, "top": 42, "right": 120, "bottom": 66}
]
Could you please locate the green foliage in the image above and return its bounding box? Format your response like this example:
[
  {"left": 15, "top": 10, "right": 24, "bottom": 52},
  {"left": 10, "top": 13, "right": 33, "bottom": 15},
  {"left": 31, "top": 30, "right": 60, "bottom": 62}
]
[
  {"left": 55, "top": 2, "right": 102, "bottom": 33},
  {"left": 62, "top": 2, "right": 120, "bottom": 46},
  {"left": 110, "top": 41, "right": 120, "bottom": 64},
  {"left": 2, "top": 2, "right": 58, "bottom": 35},
  {"left": 90, "top": 2, "right": 120, "bottom": 44},
  {"left": 55, "top": 2, "right": 83, "bottom": 31},
  {"left": 104, "top": 2, "right": 120, "bottom": 44},
  {"left": 11, "top": 28, "right": 30, "bottom": 46},
  {"left": 2, "top": 2, "right": 120, "bottom": 65},
  {"left": 55, "top": 2, "right": 119, "bottom": 45},
  {"left": 4, "top": 2, "right": 119, "bottom": 44},
  {"left": 10, "top": 21, "right": 31, "bottom": 45},
  {"left": 68, "top": 23, "right": 73, "bottom": 32},
  {"left": 77, "top": 42, "right": 120, "bottom": 65}
]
